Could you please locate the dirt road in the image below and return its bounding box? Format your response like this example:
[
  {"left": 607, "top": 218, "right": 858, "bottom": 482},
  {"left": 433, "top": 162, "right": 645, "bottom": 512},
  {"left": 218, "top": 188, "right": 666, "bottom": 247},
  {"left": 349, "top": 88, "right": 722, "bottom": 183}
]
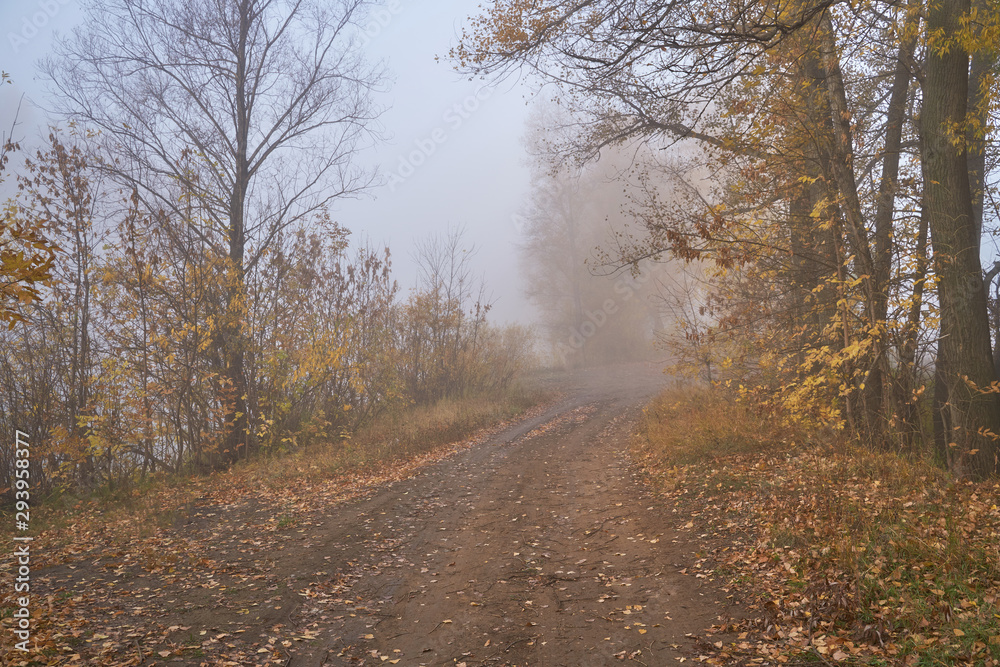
[
  {"left": 283, "top": 363, "right": 739, "bottom": 666},
  {"left": 24, "top": 363, "right": 740, "bottom": 666}
]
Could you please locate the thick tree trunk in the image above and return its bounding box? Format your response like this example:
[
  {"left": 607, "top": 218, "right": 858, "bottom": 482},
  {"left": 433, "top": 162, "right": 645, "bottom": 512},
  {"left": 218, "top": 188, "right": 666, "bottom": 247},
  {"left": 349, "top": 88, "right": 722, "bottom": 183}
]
[
  {"left": 968, "top": 54, "right": 989, "bottom": 255},
  {"left": 967, "top": 0, "right": 995, "bottom": 256},
  {"left": 920, "top": 0, "right": 1000, "bottom": 478}
]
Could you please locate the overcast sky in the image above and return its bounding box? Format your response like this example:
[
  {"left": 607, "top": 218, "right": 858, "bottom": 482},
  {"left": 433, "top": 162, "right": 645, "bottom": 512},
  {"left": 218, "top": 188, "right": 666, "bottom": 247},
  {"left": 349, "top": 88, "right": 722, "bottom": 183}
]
[{"left": 0, "top": 0, "right": 537, "bottom": 324}]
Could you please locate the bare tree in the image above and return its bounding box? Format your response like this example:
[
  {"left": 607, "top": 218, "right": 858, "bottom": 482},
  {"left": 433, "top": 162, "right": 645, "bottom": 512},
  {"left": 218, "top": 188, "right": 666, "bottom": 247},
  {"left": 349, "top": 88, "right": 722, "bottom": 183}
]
[
  {"left": 43, "top": 0, "right": 385, "bottom": 461},
  {"left": 402, "top": 226, "right": 493, "bottom": 400}
]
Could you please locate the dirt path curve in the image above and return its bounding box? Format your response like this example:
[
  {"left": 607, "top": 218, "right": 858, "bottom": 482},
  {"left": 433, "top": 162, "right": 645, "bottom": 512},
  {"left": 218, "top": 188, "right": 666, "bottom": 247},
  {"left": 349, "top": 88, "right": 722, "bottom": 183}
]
[{"left": 287, "top": 363, "right": 740, "bottom": 666}]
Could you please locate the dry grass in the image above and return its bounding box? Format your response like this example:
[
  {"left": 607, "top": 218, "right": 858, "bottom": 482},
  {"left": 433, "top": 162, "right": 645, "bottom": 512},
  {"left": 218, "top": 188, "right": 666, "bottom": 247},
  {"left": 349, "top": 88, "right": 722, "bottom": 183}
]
[
  {"left": 3, "top": 386, "right": 547, "bottom": 547},
  {"left": 635, "top": 385, "right": 1000, "bottom": 666},
  {"left": 635, "top": 386, "right": 799, "bottom": 464},
  {"left": 250, "top": 386, "right": 543, "bottom": 490}
]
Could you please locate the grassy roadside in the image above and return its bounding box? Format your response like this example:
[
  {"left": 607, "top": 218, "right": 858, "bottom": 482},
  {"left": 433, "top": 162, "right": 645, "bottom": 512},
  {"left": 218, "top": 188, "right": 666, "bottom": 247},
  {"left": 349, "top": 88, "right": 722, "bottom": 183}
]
[
  {"left": 1, "top": 384, "right": 547, "bottom": 556},
  {"left": 634, "top": 386, "right": 1000, "bottom": 666}
]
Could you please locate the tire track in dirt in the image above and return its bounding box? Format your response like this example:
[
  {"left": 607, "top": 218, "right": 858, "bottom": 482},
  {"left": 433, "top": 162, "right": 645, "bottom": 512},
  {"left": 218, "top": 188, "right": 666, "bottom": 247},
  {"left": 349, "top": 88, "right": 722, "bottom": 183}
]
[{"left": 290, "top": 363, "right": 741, "bottom": 666}]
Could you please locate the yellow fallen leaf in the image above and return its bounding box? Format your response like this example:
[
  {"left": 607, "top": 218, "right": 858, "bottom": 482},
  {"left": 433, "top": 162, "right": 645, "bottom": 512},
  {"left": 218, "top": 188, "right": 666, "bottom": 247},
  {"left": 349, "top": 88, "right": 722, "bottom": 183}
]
[
  {"left": 638, "top": 629, "right": 647, "bottom": 634},
  {"left": 364, "top": 633, "right": 374, "bottom": 639}
]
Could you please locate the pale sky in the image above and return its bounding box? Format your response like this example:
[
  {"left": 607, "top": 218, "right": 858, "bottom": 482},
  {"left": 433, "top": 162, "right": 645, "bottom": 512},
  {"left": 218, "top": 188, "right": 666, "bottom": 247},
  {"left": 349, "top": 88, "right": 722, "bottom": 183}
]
[{"left": 0, "top": 0, "right": 536, "bottom": 324}]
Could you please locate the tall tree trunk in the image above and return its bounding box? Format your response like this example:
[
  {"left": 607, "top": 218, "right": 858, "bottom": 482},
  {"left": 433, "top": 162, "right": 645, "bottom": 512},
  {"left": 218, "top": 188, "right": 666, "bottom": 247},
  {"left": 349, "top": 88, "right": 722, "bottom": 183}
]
[
  {"left": 966, "top": 0, "right": 995, "bottom": 257},
  {"left": 787, "top": 162, "right": 824, "bottom": 341},
  {"left": 920, "top": 0, "right": 1000, "bottom": 478},
  {"left": 220, "top": 0, "right": 253, "bottom": 464},
  {"left": 899, "top": 204, "right": 930, "bottom": 450},
  {"left": 800, "top": 19, "right": 883, "bottom": 443},
  {"left": 873, "top": 1, "right": 919, "bottom": 446},
  {"left": 816, "top": 15, "right": 887, "bottom": 443}
]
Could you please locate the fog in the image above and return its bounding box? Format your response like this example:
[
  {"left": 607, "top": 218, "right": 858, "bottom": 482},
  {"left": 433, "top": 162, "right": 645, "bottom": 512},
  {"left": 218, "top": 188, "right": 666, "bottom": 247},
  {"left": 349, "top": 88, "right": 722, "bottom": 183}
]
[{"left": 1, "top": 0, "right": 537, "bottom": 324}]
